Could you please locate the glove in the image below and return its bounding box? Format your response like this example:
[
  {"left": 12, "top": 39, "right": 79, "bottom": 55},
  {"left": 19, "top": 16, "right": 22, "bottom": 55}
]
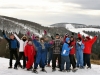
[
  {"left": 25, "top": 57, "right": 28, "bottom": 61},
  {"left": 32, "top": 34, "right": 35, "bottom": 40},
  {"left": 2, "top": 30, "right": 5, "bottom": 34},
  {"left": 70, "top": 46, "right": 73, "bottom": 49},
  {"left": 95, "top": 35, "right": 98, "bottom": 37},
  {"left": 72, "top": 32, "right": 74, "bottom": 35}
]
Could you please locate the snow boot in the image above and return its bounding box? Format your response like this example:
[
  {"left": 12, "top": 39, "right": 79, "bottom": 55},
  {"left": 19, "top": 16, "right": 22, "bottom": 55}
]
[
  {"left": 14, "top": 67, "right": 18, "bottom": 70},
  {"left": 46, "top": 64, "right": 51, "bottom": 67},
  {"left": 52, "top": 68, "right": 56, "bottom": 72},
  {"left": 33, "top": 69, "right": 38, "bottom": 74},
  {"left": 87, "top": 66, "right": 91, "bottom": 69},
  {"left": 72, "top": 68, "right": 78, "bottom": 72},
  {"left": 41, "top": 68, "right": 47, "bottom": 73},
  {"left": 8, "top": 66, "right": 12, "bottom": 69},
  {"left": 66, "top": 70, "right": 71, "bottom": 72}
]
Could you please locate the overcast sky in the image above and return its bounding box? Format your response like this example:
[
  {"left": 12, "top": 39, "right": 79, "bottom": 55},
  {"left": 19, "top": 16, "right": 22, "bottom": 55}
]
[{"left": 0, "top": 0, "right": 100, "bottom": 26}]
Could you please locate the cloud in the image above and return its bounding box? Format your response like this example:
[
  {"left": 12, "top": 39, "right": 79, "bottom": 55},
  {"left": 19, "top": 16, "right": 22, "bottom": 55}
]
[{"left": 0, "top": 0, "right": 100, "bottom": 26}]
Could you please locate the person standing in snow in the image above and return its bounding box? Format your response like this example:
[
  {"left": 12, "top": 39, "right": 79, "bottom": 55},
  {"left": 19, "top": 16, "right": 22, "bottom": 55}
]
[
  {"left": 78, "top": 33, "right": 97, "bottom": 69},
  {"left": 76, "top": 37, "right": 84, "bottom": 69},
  {"left": 2, "top": 30, "right": 21, "bottom": 69},
  {"left": 69, "top": 36, "right": 77, "bottom": 71},
  {"left": 60, "top": 37, "right": 73, "bottom": 72},
  {"left": 33, "top": 37, "right": 51, "bottom": 73},
  {"left": 52, "top": 34, "right": 62, "bottom": 71},
  {"left": 24, "top": 38, "right": 36, "bottom": 70},
  {"left": 47, "top": 36, "right": 54, "bottom": 67},
  {"left": 14, "top": 34, "right": 27, "bottom": 69}
]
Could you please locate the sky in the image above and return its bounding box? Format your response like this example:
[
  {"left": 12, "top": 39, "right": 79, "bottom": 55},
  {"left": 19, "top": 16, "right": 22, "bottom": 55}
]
[{"left": 0, "top": 0, "right": 100, "bottom": 26}]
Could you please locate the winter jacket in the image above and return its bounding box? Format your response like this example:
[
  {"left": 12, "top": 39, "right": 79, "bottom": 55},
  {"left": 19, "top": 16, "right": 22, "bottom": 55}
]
[
  {"left": 14, "top": 34, "right": 27, "bottom": 52},
  {"left": 24, "top": 43, "right": 36, "bottom": 59},
  {"left": 78, "top": 33, "right": 97, "bottom": 54},
  {"left": 76, "top": 41, "right": 84, "bottom": 51},
  {"left": 3, "top": 32, "right": 19, "bottom": 50},
  {"left": 70, "top": 40, "right": 76, "bottom": 55},
  {"left": 53, "top": 39, "right": 62, "bottom": 54},
  {"left": 61, "top": 38, "right": 71, "bottom": 56}
]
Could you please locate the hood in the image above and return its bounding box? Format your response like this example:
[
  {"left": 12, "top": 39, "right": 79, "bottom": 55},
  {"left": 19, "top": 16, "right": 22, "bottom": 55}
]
[{"left": 66, "top": 37, "right": 70, "bottom": 43}]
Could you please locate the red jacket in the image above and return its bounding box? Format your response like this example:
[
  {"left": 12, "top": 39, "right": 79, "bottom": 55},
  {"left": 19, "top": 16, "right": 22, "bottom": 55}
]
[
  {"left": 78, "top": 33, "right": 97, "bottom": 54},
  {"left": 24, "top": 44, "right": 36, "bottom": 58},
  {"left": 70, "top": 40, "right": 76, "bottom": 54},
  {"left": 63, "top": 36, "right": 68, "bottom": 43}
]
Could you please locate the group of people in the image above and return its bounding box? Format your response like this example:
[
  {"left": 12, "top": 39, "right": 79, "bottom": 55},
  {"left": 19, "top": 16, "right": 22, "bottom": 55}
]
[{"left": 2, "top": 30, "right": 97, "bottom": 73}]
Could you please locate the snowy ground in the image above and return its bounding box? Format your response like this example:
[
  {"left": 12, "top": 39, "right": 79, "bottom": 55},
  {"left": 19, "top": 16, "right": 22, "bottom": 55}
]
[{"left": 0, "top": 57, "right": 100, "bottom": 75}]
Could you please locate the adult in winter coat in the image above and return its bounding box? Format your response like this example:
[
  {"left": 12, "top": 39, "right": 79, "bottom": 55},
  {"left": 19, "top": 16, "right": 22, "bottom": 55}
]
[
  {"left": 33, "top": 38, "right": 50, "bottom": 73},
  {"left": 52, "top": 34, "right": 62, "bottom": 71},
  {"left": 2, "top": 30, "right": 21, "bottom": 69},
  {"left": 14, "top": 34, "right": 27, "bottom": 69},
  {"left": 24, "top": 38, "right": 36, "bottom": 70},
  {"left": 76, "top": 37, "right": 84, "bottom": 69},
  {"left": 78, "top": 33, "right": 97, "bottom": 68},
  {"left": 69, "top": 36, "right": 77, "bottom": 71},
  {"left": 60, "top": 38, "right": 72, "bottom": 72}
]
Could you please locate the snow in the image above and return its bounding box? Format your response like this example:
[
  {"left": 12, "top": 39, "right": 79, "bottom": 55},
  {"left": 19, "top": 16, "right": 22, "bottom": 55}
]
[
  {"left": 0, "top": 57, "right": 100, "bottom": 75},
  {"left": 66, "top": 24, "right": 100, "bottom": 38}
]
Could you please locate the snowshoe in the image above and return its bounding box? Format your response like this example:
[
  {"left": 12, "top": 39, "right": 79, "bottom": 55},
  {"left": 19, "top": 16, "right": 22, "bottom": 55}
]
[{"left": 33, "top": 69, "right": 38, "bottom": 74}]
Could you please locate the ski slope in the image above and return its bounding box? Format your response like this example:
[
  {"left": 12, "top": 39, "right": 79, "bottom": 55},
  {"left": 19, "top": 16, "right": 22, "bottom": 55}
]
[
  {"left": 0, "top": 57, "right": 100, "bottom": 75},
  {"left": 66, "top": 24, "right": 100, "bottom": 38}
]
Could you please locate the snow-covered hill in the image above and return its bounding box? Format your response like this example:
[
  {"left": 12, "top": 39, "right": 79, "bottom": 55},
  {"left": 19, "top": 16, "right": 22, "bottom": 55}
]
[
  {"left": 51, "top": 23, "right": 100, "bottom": 38},
  {"left": 0, "top": 57, "right": 100, "bottom": 75}
]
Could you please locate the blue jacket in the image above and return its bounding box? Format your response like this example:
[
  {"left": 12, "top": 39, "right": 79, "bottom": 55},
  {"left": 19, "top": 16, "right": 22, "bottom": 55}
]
[
  {"left": 61, "top": 38, "right": 71, "bottom": 56},
  {"left": 3, "top": 33, "right": 19, "bottom": 50},
  {"left": 76, "top": 42, "right": 84, "bottom": 51}
]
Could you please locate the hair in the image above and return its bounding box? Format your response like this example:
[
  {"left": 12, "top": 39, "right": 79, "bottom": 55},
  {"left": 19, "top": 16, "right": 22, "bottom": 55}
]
[
  {"left": 40, "top": 37, "right": 44, "bottom": 41},
  {"left": 77, "top": 37, "right": 82, "bottom": 41},
  {"left": 21, "top": 35, "right": 27, "bottom": 40},
  {"left": 28, "top": 38, "right": 32, "bottom": 41}
]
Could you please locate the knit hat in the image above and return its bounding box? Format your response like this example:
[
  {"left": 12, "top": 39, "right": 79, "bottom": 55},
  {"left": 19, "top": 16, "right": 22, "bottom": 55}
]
[{"left": 86, "top": 36, "right": 91, "bottom": 40}]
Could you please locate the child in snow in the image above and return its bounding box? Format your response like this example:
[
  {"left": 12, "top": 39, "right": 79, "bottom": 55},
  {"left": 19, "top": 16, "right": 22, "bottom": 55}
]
[
  {"left": 60, "top": 37, "right": 73, "bottom": 72},
  {"left": 78, "top": 33, "right": 97, "bottom": 68},
  {"left": 33, "top": 38, "right": 50, "bottom": 73},
  {"left": 24, "top": 38, "right": 36, "bottom": 70},
  {"left": 69, "top": 36, "right": 77, "bottom": 71},
  {"left": 47, "top": 36, "right": 54, "bottom": 67},
  {"left": 76, "top": 37, "right": 84, "bottom": 69},
  {"left": 14, "top": 34, "right": 27, "bottom": 69},
  {"left": 2, "top": 30, "right": 21, "bottom": 69}
]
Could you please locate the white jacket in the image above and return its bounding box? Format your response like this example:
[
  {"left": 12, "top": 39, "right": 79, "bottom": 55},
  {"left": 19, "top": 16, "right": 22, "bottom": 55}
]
[{"left": 14, "top": 34, "right": 27, "bottom": 52}]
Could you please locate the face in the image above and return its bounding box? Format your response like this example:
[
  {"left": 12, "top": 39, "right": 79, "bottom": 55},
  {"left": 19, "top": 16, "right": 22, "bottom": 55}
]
[
  {"left": 84, "top": 38, "right": 88, "bottom": 41},
  {"left": 41, "top": 40, "right": 44, "bottom": 43},
  {"left": 67, "top": 40, "right": 70, "bottom": 43},
  {"left": 70, "top": 37, "right": 74, "bottom": 41},
  {"left": 28, "top": 41, "right": 33, "bottom": 45},
  {"left": 35, "top": 37, "right": 39, "bottom": 41},
  {"left": 10, "top": 35, "right": 14, "bottom": 39},
  {"left": 56, "top": 35, "right": 59, "bottom": 39}
]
